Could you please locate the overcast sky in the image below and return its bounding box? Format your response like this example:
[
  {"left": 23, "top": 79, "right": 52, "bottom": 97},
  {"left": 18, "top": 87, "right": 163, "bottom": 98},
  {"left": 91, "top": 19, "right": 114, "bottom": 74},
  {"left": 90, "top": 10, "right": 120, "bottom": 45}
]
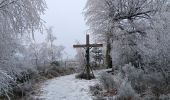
[{"left": 36, "top": 0, "right": 88, "bottom": 59}]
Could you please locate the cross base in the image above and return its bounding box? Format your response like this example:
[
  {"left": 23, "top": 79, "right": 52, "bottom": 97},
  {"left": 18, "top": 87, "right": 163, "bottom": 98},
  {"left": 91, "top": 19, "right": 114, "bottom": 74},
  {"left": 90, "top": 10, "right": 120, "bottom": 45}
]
[
  {"left": 76, "top": 72, "right": 95, "bottom": 80},
  {"left": 82, "top": 64, "right": 95, "bottom": 80}
]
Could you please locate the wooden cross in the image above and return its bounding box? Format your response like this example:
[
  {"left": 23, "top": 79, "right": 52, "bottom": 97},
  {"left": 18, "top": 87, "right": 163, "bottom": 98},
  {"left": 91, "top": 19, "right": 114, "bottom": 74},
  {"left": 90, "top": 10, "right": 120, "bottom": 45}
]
[{"left": 73, "top": 34, "right": 103, "bottom": 80}]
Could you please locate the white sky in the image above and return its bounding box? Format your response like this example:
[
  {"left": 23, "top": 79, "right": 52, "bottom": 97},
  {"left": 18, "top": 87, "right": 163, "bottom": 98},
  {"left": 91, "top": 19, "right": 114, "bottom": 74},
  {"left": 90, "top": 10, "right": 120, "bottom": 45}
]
[{"left": 36, "top": 0, "right": 88, "bottom": 59}]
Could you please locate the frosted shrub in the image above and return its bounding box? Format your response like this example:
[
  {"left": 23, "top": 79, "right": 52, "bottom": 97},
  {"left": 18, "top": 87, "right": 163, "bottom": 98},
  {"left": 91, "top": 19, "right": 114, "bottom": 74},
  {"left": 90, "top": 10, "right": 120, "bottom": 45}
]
[
  {"left": 99, "top": 72, "right": 118, "bottom": 92},
  {"left": 89, "top": 84, "right": 103, "bottom": 96},
  {"left": 145, "top": 73, "right": 169, "bottom": 96},
  {"left": 159, "top": 94, "right": 170, "bottom": 100},
  {"left": 42, "top": 65, "right": 76, "bottom": 79},
  {"left": 121, "top": 63, "right": 170, "bottom": 97},
  {"left": 142, "top": 94, "right": 157, "bottom": 100},
  {"left": 122, "top": 64, "right": 147, "bottom": 94},
  {"left": 13, "top": 81, "right": 34, "bottom": 98},
  {"left": 142, "top": 93, "right": 170, "bottom": 100},
  {"left": 115, "top": 81, "right": 140, "bottom": 100},
  {"left": 0, "top": 70, "right": 14, "bottom": 95}
]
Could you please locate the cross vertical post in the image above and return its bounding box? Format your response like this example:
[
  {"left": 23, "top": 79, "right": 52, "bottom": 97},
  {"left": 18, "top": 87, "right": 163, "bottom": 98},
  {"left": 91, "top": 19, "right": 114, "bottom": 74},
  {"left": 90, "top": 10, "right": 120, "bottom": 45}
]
[{"left": 86, "top": 34, "right": 90, "bottom": 80}]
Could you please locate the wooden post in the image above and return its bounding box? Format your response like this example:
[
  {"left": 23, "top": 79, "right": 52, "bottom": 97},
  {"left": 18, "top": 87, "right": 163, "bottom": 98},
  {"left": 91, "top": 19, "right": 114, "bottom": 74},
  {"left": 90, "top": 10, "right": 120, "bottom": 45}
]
[{"left": 86, "top": 34, "right": 90, "bottom": 80}]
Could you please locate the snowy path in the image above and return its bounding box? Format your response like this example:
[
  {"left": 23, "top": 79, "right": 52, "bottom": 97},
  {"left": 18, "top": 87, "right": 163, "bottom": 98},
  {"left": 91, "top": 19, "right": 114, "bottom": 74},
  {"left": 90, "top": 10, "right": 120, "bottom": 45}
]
[{"left": 37, "top": 70, "right": 107, "bottom": 100}]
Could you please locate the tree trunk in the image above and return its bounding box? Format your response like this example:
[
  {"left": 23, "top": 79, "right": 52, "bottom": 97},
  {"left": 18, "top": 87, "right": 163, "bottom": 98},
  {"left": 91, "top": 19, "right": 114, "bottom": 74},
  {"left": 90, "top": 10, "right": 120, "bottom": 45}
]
[{"left": 106, "top": 37, "right": 112, "bottom": 68}]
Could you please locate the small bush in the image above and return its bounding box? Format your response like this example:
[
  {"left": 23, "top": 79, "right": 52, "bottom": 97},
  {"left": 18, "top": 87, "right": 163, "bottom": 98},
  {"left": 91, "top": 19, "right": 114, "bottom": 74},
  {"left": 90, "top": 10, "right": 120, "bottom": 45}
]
[
  {"left": 40, "top": 65, "right": 76, "bottom": 79},
  {"left": 89, "top": 72, "right": 118, "bottom": 99},
  {"left": 159, "top": 94, "right": 170, "bottom": 100},
  {"left": 90, "top": 84, "right": 103, "bottom": 96},
  {"left": 99, "top": 72, "right": 118, "bottom": 92},
  {"left": 12, "top": 81, "right": 34, "bottom": 98},
  {"left": 0, "top": 70, "right": 15, "bottom": 96},
  {"left": 115, "top": 81, "right": 140, "bottom": 100}
]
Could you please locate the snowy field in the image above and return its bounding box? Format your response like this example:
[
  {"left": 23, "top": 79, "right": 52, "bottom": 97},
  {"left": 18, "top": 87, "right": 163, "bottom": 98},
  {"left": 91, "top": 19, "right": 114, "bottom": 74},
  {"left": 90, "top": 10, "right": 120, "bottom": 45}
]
[{"left": 37, "top": 70, "right": 108, "bottom": 100}]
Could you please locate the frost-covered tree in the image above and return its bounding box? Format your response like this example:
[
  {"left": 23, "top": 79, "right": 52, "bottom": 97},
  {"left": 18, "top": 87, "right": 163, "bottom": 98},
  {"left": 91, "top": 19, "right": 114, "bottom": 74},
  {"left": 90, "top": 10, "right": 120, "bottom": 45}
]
[
  {"left": 85, "top": 0, "right": 170, "bottom": 98},
  {"left": 0, "top": 0, "right": 46, "bottom": 36},
  {"left": 0, "top": 0, "right": 46, "bottom": 96},
  {"left": 46, "top": 27, "right": 57, "bottom": 62},
  {"left": 45, "top": 27, "right": 64, "bottom": 63},
  {"left": 27, "top": 41, "right": 42, "bottom": 67},
  {"left": 84, "top": 0, "right": 168, "bottom": 67},
  {"left": 25, "top": 28, "right": 65, "bottom": 67},
  {"left": 141, "top": 12, "right": 170, "bottom": 87}
]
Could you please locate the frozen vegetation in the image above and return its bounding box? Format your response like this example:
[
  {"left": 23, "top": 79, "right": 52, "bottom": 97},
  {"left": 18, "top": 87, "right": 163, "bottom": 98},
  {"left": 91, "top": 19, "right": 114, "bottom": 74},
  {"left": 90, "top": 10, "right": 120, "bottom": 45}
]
[
  {"left": 1, "top": 0, "right": 170, "bottom": 99},
  {"left": 84, "top": 0, "right": 170, "bottom": 99},
  {"left": 0, "top": 0, "right": 69, "bottom": 99}
]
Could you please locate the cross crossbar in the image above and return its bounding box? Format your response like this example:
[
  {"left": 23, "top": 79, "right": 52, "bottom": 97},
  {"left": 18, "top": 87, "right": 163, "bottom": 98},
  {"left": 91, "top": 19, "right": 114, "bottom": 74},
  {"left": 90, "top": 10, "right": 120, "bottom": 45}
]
[{"left": 73, "top": 44, "right": 103, "bottom": 48}]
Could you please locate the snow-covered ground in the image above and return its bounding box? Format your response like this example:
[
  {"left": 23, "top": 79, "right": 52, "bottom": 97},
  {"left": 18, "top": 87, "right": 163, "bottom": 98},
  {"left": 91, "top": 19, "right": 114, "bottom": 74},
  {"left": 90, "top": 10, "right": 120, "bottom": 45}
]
[{"left": 37, "top": 69, "right": 108, "bottom": 100}]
